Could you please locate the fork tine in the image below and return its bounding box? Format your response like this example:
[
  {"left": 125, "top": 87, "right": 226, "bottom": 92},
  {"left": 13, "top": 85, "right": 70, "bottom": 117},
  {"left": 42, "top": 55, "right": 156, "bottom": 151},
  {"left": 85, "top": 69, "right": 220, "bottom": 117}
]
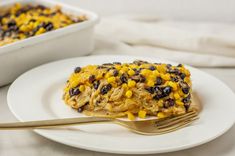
[
  {"left": 142, "top": 117, "right": 199, "bottom": 135},
  {"left": 155, "top": 111, "right": 197, "bottom": 126},
  {"left": 156, "top": 112, "right": 198, "bottom": 129},
  {"left": 155, "top": 117, "right": 199, "bottom": 133},
  {"left": 133, "top": 117, "right": 199, "bottom": 135}
]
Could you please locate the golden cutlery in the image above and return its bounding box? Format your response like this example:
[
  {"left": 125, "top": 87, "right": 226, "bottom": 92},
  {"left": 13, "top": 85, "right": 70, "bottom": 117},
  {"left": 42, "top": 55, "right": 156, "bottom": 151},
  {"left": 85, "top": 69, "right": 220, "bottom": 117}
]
[{"left": 0, "top": 111, "right": 198, "bottom": 135}]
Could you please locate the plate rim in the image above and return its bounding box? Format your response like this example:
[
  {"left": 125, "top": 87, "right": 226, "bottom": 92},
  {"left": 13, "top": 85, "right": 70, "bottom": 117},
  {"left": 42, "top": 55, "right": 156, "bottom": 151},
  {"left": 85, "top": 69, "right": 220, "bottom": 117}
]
[{"left": 7, "top": 54, "right": 235, "bottom": 154}]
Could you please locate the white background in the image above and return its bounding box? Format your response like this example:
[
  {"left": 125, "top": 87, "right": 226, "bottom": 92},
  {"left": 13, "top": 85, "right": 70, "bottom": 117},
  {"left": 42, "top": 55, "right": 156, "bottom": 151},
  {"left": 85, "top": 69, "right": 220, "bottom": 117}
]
[{"left": 55, "top": 0, "right": 235, "bottom": 22}]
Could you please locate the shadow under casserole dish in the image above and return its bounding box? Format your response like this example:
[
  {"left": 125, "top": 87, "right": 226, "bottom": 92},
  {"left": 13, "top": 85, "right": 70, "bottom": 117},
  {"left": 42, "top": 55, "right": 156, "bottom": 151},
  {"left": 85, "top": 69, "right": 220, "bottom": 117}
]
[
  {"left": 63, "top": 60, "right": 192, "bottom": 120},
  {"left": 0, "top": 3, "right": 87, "bottom": 47}
]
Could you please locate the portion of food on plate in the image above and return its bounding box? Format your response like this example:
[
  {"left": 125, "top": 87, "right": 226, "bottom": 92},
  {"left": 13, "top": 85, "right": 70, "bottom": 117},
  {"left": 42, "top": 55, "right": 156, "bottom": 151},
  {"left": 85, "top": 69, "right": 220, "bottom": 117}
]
[
  {"left": 63, "top": 60, "right": 194, "bottom": 120},
  {"left": 0, "top": 3, "right": 87, "bottom": 47}
]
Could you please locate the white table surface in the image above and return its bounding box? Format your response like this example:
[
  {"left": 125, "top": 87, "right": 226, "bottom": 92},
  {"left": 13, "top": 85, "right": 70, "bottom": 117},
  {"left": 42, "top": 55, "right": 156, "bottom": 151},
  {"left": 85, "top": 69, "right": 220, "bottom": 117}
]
[{"left": 0, "top": 68, "right": 234, "bottom": 156}]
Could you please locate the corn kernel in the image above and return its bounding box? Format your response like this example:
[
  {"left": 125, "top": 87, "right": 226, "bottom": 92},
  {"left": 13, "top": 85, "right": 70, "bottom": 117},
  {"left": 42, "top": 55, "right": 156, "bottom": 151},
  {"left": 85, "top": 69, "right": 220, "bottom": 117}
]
[
  {"left": 147, "top": 80, "right": 155, "bottom": 87},
  {"left": 184, "top": 69, "right": 191, "bottom": 76},
  {"left": 157, "top": 112, "right": 166, "bottom": 119},
  {"left": 127, "top": 112, "right": 135, "bottom": 120},
  {"left": 157, "top": 65, "right": 166, "bottom": 73},
  {"left": 19, "top": 25, "right": 28, "bottom": 32},
  {"left": 185, "top": 77, "right": 191, "bottom": 84},
  {"left": 79, "top": 85, "right": 85, "bottom": 92},
  {"left": 176, "top": 100, "right": 184, "bottom": 106},
  {"left": 141, "top": 69, "right": 151, "bottom": 76},
  {"left": 122, "top": 83, "right": 128, "bottom": 89},
  {"left": 168, "top": 81, "right": 178, "bottom": 91},
  {"left": 115, "top": 65, "right": 121, "bottom": 70},
  {"left": 129, "top": 64, "right": 138, "bottom": 69},
  {"left": 128, "top": 69, "right": 135, "bottom": 76},
  {"left": 161, "top": 73, "right": 171, "bottom": 81},
  {"left": 64, "top": 87, "right": 69, "bottom": 92},
  {"left": 149, "top": 74, "right": 156, "bottom": 80},
  {"left": 107, "top": 76, "right": 116, "bottom": 83},
  {"left": 158, "top": 100, "right": 164, "bottom": 107},
  {"left": 138, "top": 110, "right": 147, "bottom": 118},
  {"left": 153, "top": 70, "right": 160, "bottom": 77},
  {"left": 128, "top": 80, "right": 136, "bottom": 88},
  {"left": 105, "top": 72, "right": 112, "bottom": 79},
  {"left": 179, "top": 89, "right": 185, "bottom": 96},
  {"left": 140, "top": 64, "right": 150, "bottom": 68},
  {"left": 35, "top": 27, "right": 46, "bottom": 35},
  {"left": 121, "top": 66, "right": 129, "bottom": 72},
  {"left": 174, "top": 93, "right": 180, "bottom": 99},
  {"left": 125, "top": 90, "right": 133, "bottom": 98},
  {"left": 119, "top": 70, "right": 125, "bottom": 74},
  {"left": 70, "top": 80, "right": 79, "bottom": 88}
]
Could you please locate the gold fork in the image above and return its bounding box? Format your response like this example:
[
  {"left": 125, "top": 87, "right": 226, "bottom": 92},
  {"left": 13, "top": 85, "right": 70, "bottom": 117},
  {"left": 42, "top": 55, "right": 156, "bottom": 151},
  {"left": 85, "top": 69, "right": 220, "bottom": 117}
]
[{"left": 0, "top": 111, "right": 198, "bottom": 135}]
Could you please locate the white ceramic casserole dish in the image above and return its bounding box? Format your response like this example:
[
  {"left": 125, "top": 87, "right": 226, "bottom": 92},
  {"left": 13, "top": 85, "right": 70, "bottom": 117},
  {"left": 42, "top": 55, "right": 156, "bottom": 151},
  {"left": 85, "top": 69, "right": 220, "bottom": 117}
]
[{"left": 0, "top": 0, "right": 99, "bottom": 86}]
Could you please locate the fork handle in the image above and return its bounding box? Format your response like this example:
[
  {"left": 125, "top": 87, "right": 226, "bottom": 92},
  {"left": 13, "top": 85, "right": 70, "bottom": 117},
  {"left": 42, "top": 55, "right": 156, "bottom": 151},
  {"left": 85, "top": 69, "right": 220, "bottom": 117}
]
[{"left": 0, "top": 117, "right": 112, "bottom": 130}]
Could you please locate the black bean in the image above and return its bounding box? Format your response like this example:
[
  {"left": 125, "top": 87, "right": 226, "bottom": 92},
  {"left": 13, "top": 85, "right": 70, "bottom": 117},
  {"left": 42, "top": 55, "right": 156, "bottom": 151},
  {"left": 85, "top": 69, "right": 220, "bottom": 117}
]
[
  {"left": 93, "top": 80, "right": 100, "bottom": 90},
  {"left": 69, "top": 88, "right": 80, "bottom": 96},
  {"left": 77, "top": 107, "right": 83, "bottom": 113},
  {"left": 120, "top": 74, "right": 128, "bottom": 83},
  {"left": 45, "top": 22, "right": 54, "bottom": 31},
  {"left": 8, "top": 25, "right": 18, "bottom": 31},
  {"left": 153, "top": 87, "right": 165, "bottom": 100},
  {"left": 153, "top": 94, "right": 161, "bottom": 100},
  {"left": 106, "top": 67, "right": 115, "bottom": 71},
  {"left": 171, "top": 76, "right": 179, "bottom": 82},
  {"left": 179, "top": 73, "right": 186, "bottom": 80},
  {"left": 154, "top": 63, "right": 161, "bottom": 65},
  {"left": 168, "top": 69, "right": 179, "bottom": 74},
  {"left": 97, "top": 65, "right": 107, "bottom": 69},
  {"left": 155, "top": 77, "right": 162, "bottom": 85},
  {"left": 89, "top": 75, "right": 96, "bottom": 83},
  {"left": 29, "top": 19, "right": 37, "bottom": 23},
  {"left": 163, "top": 86, "right": 172, "bottom": 96},
  {"left": 177, "top": 64, "right": 183, "bottom": 67},
  {"left": 100, "top": 84, "right": 112, "bottom": 95},
  {"left": 77, "top": 103, "right": 88, "bottom": 113},
  {"left": 102, "top": 63, "right": 113, "bottom": 66},
  {"left": 153, "top": 94, "right": 164, "bottom": 100},
  {"left": 166, "top": 64, "right": 172, "bottom": 68},
  {"left": 145, "top": 87, "right": 155, "bottom": 94},
  {"left": 134, "top": 68, "right": 143, "bottom": 75},
  {"left": 154, "top": 86, "right": 161, "bottom": 92},
  {"left": 7, "top": 20, "right": 16, "bottom": 27},
  {"left": 179, "top": 81, "right": 190, "bottom": 94},
  {"left": 74, "top": 67, "right": 81, "bottom": 73},
  {"left": 113, "top": 62, "right": 121, "bottom": 65},
  {"left": 184, "top": 103, "right": 190, "bottom": 111},
  {"left": 36, "top": 5, "right": 46, "bottom": 10},
  {"left": 163, "top": 98, "right": 175, "bottom": 108},
  {"left": 133, "top": 60, "right": 148, "bottom": 65},
  {"left": 149, "top": 66, "right": 156, "bottom": 71},
  {"left": 113, "top": 70, "right": 119, "bottom": 76},
  {"left": 182, "top": 94, "right": 191, "bottom": 103},
  {"left": 139, "top": 74, "right": 146, "bottom": 83},
  {"left": 182, "top": 87, "right": 190, "bottom": 94}
]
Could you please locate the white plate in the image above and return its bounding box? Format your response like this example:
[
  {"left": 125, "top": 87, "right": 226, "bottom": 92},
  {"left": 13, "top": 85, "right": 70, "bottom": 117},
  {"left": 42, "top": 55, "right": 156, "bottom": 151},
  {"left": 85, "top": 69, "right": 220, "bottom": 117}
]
[{"left": 7, "top": 55, "right": 235, "bottom": 154}]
